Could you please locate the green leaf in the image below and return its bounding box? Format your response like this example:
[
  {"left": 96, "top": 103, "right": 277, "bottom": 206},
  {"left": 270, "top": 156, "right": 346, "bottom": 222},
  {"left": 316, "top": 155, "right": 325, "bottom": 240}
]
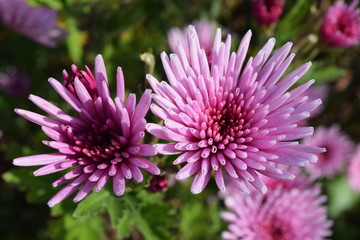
[
  {"left": 106, "top": 195, "right": 126, "bottom": 227},
  {"left": 276, "top": 0, "right": 312, "bottom": 43},
  {"left": 116, "top": 209, "right": 134, "bottom": 239},
  {"left": 65, "top": 17, "right": 84, "bottom": 64},
  {"left": 64, "top": 213, "right": 106, "bottom": 240},
  {"left": 299, "top": 62, "right": 345, "bottom": 85},
  {"left": 2, "top": 168, "right": 57, "bottom": 202},
  {"left": 124, "top": 195, "right": 161, "bottom": 240},
  {"left": 73, "top": 190, "right": 110, "bottom": 218}
]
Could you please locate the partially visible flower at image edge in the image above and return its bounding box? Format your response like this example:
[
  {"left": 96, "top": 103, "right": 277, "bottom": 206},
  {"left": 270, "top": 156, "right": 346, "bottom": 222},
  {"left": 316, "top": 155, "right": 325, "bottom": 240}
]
[
  {"left": 0, "top": 0, "right": 67, "bottom": 47},
  {"left": 320, "top": 0, "right": 360, "bottom": 48},
  {"left": 347, "top": 145, "right": 360, "bottom": 192},
  {"left": 302, "top": 125, "right": 353, "bottom": 178},
  {"left": 13, "top": 55, "right": 160, "bottom": 207},
  {"left": 221, "top": 178, "right": 332, "bottom": 239},
  {"left": 146, "top": 25, "right": 325, "bottom": 195}
]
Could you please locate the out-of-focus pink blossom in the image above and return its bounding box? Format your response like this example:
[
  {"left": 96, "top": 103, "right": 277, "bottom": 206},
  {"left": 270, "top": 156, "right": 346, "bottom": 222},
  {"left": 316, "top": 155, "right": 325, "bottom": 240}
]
[
  {"left": 303, "top": 125, "right": 353, "bottom": 178},
  {"left": 168, "top": 20, "right": 216, "bottom": 62},
  {"left": 147, "top": 175, "right": 168, "bottom": 192},
  {"left": 252, "top": 0, "right": 284, "bottom": 26},
  {"left": 320, "top": 0, "right": 360, "bottom": 48},
  {"left": 0, "top": 0, "right": 67, "bottom": 47},
  {"left": 147, "top": 25, "right": 325, "bottom": 195},
  {"left": 348, "top": 145, "right": 360, "bottom": 192},
  {"left": 221, "top": 180, "right": 332, "bottom": 240},
  {"left": 0, "top": 66, "right": 30, "bottom": 97}
]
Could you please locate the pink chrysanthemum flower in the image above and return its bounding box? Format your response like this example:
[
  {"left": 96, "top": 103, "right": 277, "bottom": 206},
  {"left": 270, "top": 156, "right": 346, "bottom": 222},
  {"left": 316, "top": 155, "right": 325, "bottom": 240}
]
[
  {"left": 320, "top": 0, "right": 360, "bottom": 48},
  {"left": 146, "top": 26, "right": 325, "bottom": 194},
  {"left": 168, "top": 20, "right": 216, "bottom": 62},
  {"left": 252, "top": 0, "right": 284, "bottom": 26},
  {"left": 0, "top": 0, "right": 67, "bottom": 47},
  {"left": 347, "top": 145, "right": 360, "bottom": 192},
  {"left": 13, "top": 55, "right": 160, "bottom": 207},
  {"left": 303, "top": 125, "right": 353, "bottom": 178},
  {"left": 221, "top": 181, "right": 332, "bottom": 240},
  {"left": 0, "top": 66, "right": 30, "bottom": 97}
]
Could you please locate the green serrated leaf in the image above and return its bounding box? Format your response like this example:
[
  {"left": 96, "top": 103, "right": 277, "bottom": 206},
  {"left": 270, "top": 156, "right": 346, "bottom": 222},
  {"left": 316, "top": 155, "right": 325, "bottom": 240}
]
[
  {"left": 116, "top": 209, "right": 134, "bottom": 239},
  {"left": 106, "top": 195, "right": 126, "bottom": 227},
  {"left": 73, "top": 190, "right": 110, "bottom": 218},
  {"left": 63, "top": 213, "right": 106, "bottom": 240},
  {"left": 124, "top": 196, "right": 161, "bottom": 240}
]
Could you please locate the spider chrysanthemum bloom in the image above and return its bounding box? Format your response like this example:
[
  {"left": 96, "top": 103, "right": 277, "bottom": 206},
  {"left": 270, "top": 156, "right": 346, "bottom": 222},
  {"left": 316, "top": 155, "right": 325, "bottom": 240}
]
[
  {"left": 146, "top": 26, "right": 325, "bottom": 194},
  {"left": 221, "top": 182, "right": 332, "bottom": 240},
  {"left": 0, "top": 0, "right": 67, "bottom": 47},
  {"left": 13, "top": 55, "right": 160, "bottom": 207},
  {"left": 320, "top": 0, "right": 360, "bottom": 48},
  {"left": 347, "top": 145, "right": 360, "bottom": 192},
  {"left": 303, "top": 125, "right": 353, "bottom": 178}
]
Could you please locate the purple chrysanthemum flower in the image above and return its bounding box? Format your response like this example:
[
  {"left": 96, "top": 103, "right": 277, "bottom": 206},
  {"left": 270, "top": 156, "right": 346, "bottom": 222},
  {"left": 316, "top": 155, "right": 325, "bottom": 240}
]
[
  {"left": 320, "top": 0, "right": 360, "bottom": 48},
  {"left": 0, "top": 66, "right": 30, "bottom": 97},
  {"left": 347, "top": 145, "right": 360, "bottom": 192},
  {"left": 168, "top": 20, "right": 216, "bottom": 62},
  {"left": 252, "top": 0, "right": 284, "bottom": 26},
  {"left": 13, "top": 55, "right": 160, "bottom": 207},
  {"left": 0, "top": 0, "right": 67, "bottom": 47},
  {"left": 221, "top": 181, "right": 332, "bottom": 240},
  {"left": 146, "top": 26, "right": 325, "bottom": 194},
  {"left": 303, "top": 125, "right": 353, "bottom": 178}
]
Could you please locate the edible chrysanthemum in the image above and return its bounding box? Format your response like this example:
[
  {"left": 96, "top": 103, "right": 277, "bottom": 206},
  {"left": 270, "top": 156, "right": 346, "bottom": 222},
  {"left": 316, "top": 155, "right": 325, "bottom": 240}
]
[
  {"left": 146, "top": 26, "right": 325, "bottom": 195},
  {"left": 221, "top": 177, "right": 332, "bottom": 240},
  {"left": 13, "top": 55, "right": 160, "bottom": 207}
]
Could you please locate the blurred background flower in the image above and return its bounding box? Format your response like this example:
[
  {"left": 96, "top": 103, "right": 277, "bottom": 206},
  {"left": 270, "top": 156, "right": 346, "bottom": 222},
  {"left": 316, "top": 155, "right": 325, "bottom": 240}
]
[
  {"left": 0, "top": 66, "right": 30, "bottom": 98},
  {"left": 303, "top": 125, "right": 353, "bottom": 178},
  {"left": 221, "top": 176, "right": 332, "bottom": 240},
  {"left": 320, "top": 0, "right": 360, "bottom": 48},
  {"left": 252, "top": 0, "right": 284, "bottom": 26},
  {"left": 0, "top": 0, "right": 67, "bottom": 47}
]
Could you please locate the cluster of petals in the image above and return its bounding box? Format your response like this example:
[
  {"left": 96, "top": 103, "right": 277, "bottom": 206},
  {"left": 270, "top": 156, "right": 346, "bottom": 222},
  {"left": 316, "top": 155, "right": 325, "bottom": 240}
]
[
  {"left": 13, "top": 55, "right": 160, "bottom": 207},
  {"left": 0, "top": 0, "right": 67, "bottom": 47},
  {"left": 347, "top": 145, "right": 360, "bottom": 192},
  {"left": 303, "top": 125, "right": 353, "bottom": 178},
  {"left": 168, "top": 20, "right": 216, "bottom": 62},
  {"left": 221, "top": 178, "right": 332, "bottom": 240},
  {"left": 320, "top": 0, "right": 360, "bottom": 48},
  {"left": 0, "top": 66, "right": 29, "bottom": 97},
  {"left": 252, "top": 0, "right": 284, "bottom": 26},
  {"left": 146, "top": 25, "right": 325, "bottom": 195}
]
